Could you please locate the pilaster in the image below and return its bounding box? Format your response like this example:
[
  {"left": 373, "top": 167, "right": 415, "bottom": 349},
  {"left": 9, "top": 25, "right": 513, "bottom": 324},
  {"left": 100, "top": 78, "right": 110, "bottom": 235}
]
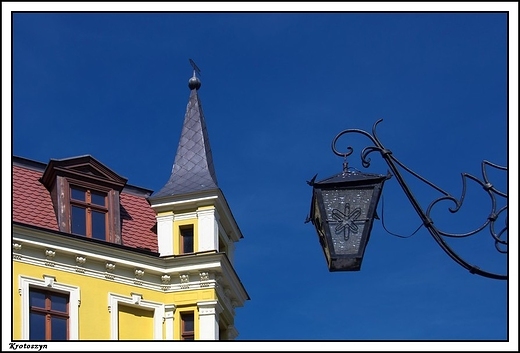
[
  {"left": 197, "top": 300, "right": 222, "bottom": 340},
  {"left": 156, "top": 212, "right": 174, "bottom": 256},
  {"left": 197, "top": 207, "right": 218, "bottom": 252}
]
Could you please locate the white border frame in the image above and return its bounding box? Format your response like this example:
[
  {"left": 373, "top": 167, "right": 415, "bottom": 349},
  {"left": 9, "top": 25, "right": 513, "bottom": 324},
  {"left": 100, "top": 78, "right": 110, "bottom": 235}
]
[
  {"left": 19, "top": 275, "right": 80, "bottom": 340},
  {"left": 108, "top": 292, "right": 164, "bottom": 340}
]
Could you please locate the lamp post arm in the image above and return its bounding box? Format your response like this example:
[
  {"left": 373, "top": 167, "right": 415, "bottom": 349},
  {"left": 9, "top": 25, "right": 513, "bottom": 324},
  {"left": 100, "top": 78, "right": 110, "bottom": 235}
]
[{"left": 331, "top": 119, "right": 507, "bottom": 280}]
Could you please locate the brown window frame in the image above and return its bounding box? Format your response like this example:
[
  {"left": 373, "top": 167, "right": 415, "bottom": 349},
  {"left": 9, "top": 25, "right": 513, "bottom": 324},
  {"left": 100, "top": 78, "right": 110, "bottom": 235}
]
[
  {"left": 180, "top": 225, "right": 194, "bottom": 254},
  {"left": 180, "top": 312, "right": 194, "bottom": 340},
  {"left": 69, "top": 185, "right": 109, "bottom": 240},
  {"left": 39, "top": 155, "right": 125, "bottom": 245},
  {"left": 29, "top": 287, "right": 69, "bottom": 340}
]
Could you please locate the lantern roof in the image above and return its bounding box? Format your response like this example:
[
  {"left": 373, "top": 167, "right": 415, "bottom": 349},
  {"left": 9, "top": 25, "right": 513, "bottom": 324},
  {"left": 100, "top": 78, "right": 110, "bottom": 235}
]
[{"left": 313, "top": 170, "right": 390, "bottom": 187}]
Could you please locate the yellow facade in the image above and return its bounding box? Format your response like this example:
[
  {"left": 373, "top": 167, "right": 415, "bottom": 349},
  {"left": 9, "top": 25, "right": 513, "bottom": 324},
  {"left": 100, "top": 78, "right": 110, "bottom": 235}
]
[
  {"left": 12, "top": 259, "right": 221, "bottom": 340},
  {"left": 118, "top": 306, "right": 154, "bottom": 340}
]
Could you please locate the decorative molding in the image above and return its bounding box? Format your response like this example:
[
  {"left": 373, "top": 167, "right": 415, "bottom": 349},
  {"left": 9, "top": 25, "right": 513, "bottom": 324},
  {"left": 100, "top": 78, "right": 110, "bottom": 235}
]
[
  {"left": 12, "top": 234, "right": 247, "bottom": 305},
  {"left": 75, "top": 255, "right": 87, "bottom": 273},
  {"left": 173, "top": 211, "right": 198, "bottom": 221},
  {"left": 44, "top": 249, "right": 56, "bottom": 267},
  {"left": 131, "top": 292, "right": 142, "bottom": 305},
  {"left": 106, "top": 274, "right": 115, "bottom": 280},
  {"left": 197, "top": 300, "right": 220, "bottom": 316},
  {"left": 180, "top": 274, "right": 189, "bottom": 289},
  {"left": 215, "top": 284, "right": 236, "bottom": 318},
  {"left": 164, "top": 304, "right": 176, "bottom": 318},
  {"left": 223, "top": 287, "right": 238, "bottom": 309},
  {"left": 76, "top": 256, "right": 87, "bottom": 265},
  {"left": 161, "top": 274, "right": 171, "bottom": 291},
  {"left": 226, "top": 325, "right": 239, "bottom": 340},
  {"left": 16, "top": 253, "right": 220, "bottom": 292},
  {"left": 134, "top": 269, "right": 145, "bottom": 285},
  {"left": 13, "top": 243, "right": 22, "bottom": 260},
  {"left": 216, "top": 275, "right": 224, "bottom": 288},
  {"left": 200, "top": 271, "right": 209, "bottom": 281},
  {"left": 43, "top": 275, "right": 56, "bottom": 287},
  {"left": 200, "top": 271, "right": 210, "bottom": 287},
  {"left": 105, "top": 262, "right": 116, "bottom": 280}
]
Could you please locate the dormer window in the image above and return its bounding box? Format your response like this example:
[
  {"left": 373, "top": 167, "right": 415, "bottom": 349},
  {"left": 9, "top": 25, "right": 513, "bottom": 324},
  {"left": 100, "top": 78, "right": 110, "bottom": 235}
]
[
  {"left": 40, "top": 156, "right": 127, "bottom": 245},
  {"left": 70, "top": 186, "right": 108, "bottom": 240}
]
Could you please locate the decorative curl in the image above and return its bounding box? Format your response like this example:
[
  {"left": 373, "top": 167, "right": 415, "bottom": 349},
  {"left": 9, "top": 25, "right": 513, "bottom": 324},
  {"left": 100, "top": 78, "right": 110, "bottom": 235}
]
[{"left": 329, "top": 120, "right": 507, "bottom": 280}]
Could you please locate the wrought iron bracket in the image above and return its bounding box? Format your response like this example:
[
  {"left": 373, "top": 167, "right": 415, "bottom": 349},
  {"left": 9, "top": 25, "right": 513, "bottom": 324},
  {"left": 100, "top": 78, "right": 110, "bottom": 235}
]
[{"left": 331, "top": 119, "right": 507, "bottom": 280}]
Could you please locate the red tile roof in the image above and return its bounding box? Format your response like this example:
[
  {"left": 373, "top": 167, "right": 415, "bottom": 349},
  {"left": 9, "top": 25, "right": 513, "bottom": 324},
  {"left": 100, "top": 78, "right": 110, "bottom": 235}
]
[
  {"left": 13, "top": 166, "right": 59, "bottom": 231},
  {"left": 12, "top": 161, "right": 158, "bottom": 253},
  {"left": 119, "top": 192, "right": 157, "bottom": 252}
]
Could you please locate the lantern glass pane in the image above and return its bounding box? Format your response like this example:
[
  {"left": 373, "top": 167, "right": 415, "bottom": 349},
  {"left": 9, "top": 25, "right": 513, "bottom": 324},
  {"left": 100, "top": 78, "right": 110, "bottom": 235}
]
[
  {"left": 322, "top": 187, "right": 374, "bottom": 255},
  {"left": 313, "top": 196, "right": 330, "bottom": 257}
]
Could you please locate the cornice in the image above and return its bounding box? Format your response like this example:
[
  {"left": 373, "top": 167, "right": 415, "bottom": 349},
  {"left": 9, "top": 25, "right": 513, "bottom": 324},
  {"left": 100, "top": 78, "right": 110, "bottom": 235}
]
[
  {"left": 149, "top": 189, "right": 243, "bottom": 242},
  {"left": 12, "top": 223, "right": 249, "bottom": 307}
]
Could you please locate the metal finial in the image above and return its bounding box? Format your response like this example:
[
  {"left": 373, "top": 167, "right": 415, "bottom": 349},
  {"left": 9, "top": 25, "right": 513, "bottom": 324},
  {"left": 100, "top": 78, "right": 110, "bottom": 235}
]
[
  {"left": 189, "top": 59, "right": 201, "bottom": 76},
  {"left": 188, "top": 59, "right": 201, "bottom": 90}
]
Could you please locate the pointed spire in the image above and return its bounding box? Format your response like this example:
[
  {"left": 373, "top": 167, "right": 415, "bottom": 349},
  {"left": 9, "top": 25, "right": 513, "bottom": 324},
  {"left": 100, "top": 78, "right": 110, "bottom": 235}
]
[{"left": 150, "top": 63, "right": 218, "bottom": 200}]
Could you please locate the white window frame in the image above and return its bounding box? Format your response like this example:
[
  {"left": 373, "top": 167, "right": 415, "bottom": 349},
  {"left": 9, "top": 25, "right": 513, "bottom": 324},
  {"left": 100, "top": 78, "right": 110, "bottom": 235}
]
[
  {"left": 19, "top": 275, "right": 80, "bottom": 340},
  {"left": 108, "top": 292, "right": 164, "bottom": 340}
]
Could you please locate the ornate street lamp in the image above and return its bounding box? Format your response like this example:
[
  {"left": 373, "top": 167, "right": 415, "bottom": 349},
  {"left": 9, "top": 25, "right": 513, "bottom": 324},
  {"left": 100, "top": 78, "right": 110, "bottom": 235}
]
[
  {"left": 307, "top": 119, "right": 507, "bottom": 280},
  {"left": 308, "top": 168, "right": 390, "bottom": 271}
]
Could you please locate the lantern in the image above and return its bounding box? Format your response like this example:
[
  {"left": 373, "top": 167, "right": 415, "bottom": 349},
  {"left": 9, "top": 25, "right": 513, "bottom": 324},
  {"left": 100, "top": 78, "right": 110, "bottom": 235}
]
[{"left": 308, "top": 170, "right": 390, "bottom": 271}]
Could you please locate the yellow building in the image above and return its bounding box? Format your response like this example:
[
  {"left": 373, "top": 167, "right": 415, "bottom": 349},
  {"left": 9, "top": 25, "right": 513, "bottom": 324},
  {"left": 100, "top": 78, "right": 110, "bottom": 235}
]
[{"left": 12, "top": 70, "right": 249, "bottom": 341}]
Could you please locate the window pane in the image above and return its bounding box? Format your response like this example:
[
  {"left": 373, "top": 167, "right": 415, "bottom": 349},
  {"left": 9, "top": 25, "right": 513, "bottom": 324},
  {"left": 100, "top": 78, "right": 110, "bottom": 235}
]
[
  {"left": 182, "top": 313, "right": 194, "bottom": 331},
  {"left": 181, "top": 226, "right": 194, "bottom": 253},
  {"left": 183, "top": 236, "right": 193, "bottom": 253},
  {"left": 70, "top": 187, "right": 85, "bottom": 201},
  {"left": 71, "top": 206, "right": 86, "bottom": 236},
  {"left": 29, "top": 312, "right": 46, "bottom": 340},
  {"left": 50, "top": 293, "right": 68, "bottom": 313},
  {"left": 91, "top": 191, "right": 106, "bottom": 206},
  {"left": 30, "top": 290, "right": 46, "bottom": 309},
  {"left": 91, "top": 210, "right": 106, "bottom": 240},
  {"left": 51, "top": 317, "right": 68, "bottom": 340}
]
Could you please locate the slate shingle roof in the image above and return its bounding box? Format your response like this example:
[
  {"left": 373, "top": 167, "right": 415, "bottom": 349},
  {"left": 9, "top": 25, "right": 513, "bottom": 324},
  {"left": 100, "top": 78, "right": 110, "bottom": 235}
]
[
  {"left": 12, "top": 160, "right": 158, "bottom": 252},
  {"left": 149, "top": 77, "right": 218, "bottom": 200}
]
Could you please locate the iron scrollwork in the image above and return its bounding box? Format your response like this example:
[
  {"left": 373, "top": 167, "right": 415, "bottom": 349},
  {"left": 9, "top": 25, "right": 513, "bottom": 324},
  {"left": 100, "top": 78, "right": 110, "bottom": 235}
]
[{"left": 331, "top": 119, "right": 507, "bottom": 280}]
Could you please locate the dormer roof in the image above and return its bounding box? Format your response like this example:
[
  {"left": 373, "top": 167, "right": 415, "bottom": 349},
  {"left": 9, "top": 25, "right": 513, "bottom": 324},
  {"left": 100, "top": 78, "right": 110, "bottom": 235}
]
[{"left": 40, "top": 154, "right": 128, "bottom": 192}]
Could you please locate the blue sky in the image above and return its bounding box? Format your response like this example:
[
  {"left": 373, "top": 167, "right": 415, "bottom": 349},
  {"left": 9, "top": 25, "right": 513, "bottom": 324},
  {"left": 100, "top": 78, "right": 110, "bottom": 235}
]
[{"left": 3, "top": 2, "right": 518, "bottom": 351}]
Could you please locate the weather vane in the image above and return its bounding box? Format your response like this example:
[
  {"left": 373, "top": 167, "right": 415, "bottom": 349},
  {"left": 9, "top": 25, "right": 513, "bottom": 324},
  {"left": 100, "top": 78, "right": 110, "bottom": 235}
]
[{"left": 189, "top": 58, "right": 201, "bottom": 77}]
